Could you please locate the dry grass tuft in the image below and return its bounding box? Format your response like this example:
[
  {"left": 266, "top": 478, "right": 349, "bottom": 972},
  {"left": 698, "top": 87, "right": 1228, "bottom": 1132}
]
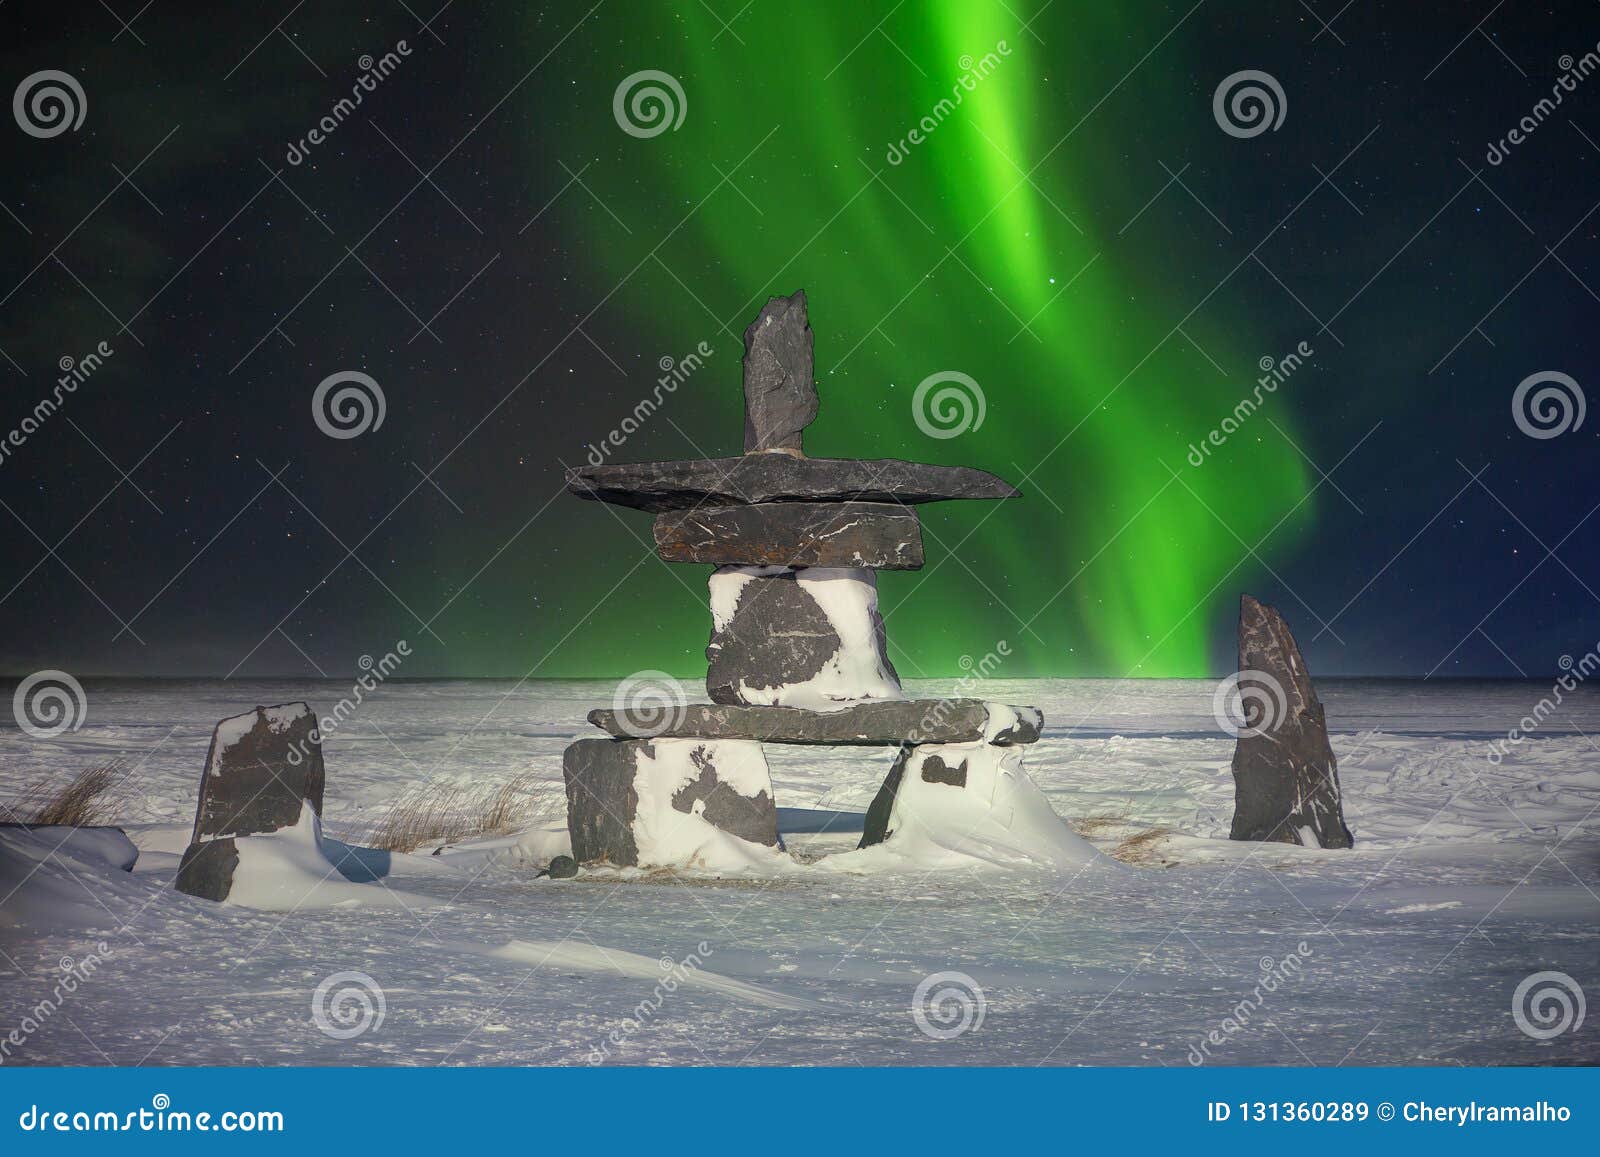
[
  {"left": 10, "top": 761, "right": 124, "bottom": 827},
  {"left": 1069, "top": 813, "right": 1128, "bottom": 838},
  {"left": 364, "top": 772, "right": 563, "bottom": 853},
  {"left": 1068, "top": 800, "right": 1135, "bottom": 839},
  {"left": 1111, "top": 826, "right": 1174, "bottom": 866}
]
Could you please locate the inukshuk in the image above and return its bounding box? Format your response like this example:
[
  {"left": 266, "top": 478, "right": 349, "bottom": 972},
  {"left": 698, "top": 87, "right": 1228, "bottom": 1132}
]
[{"left": 563, "top": 290, "right": 1044, "bottom": 868}]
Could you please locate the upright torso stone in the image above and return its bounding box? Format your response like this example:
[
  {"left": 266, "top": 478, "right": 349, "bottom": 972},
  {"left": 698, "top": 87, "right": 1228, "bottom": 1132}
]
[{"left": 705, "top": 566, "right": 902, "bottom": 709}]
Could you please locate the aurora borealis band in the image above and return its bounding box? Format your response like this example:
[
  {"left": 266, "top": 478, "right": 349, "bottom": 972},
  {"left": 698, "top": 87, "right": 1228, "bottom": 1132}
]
[
  {"left": 544, "top": 4, "right": 1311, "bottom": 677},
  {"left": 4, "top": 2, "right": 1598, "bottom": 680}
]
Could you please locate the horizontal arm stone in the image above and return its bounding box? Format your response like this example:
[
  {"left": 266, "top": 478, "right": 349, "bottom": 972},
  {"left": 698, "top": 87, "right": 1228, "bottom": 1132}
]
[{"left": 652, "top": 501, "right": 923, "bottom": 569}]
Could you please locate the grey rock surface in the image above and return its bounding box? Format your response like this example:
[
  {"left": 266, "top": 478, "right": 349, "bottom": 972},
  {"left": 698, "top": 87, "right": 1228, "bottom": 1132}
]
[
  {"left": 653, "top": 501, "right": 923, "bottom": 569},
  {"left": 705, "top": 567, "right": 900, "bottom": 707},
  {"left": 562, "top": 738, "right": 642, "bottom": 866},
  {"left": 742, "top": 290, "right": 817, "bottom": 455},
  {"left": 190, "top": 702, "right": 325, "bottom": 844},
  {"left": 587, "top": 698, "right": 1041, "bottom": 746},
  {"left": 174, "top": 837, "right": 239, "bottom": 902},
  {"left": 566, "top": 455, "right": 1020, "bottom": 511},
  {"left": 562, "top": 738, "right": 780, "bottom": 866},
  {"left": 1228, "top": 594, "right": 1354, "bottom": 849}
]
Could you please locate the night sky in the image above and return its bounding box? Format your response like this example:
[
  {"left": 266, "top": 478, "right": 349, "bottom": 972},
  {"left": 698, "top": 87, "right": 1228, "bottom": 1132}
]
[{"left": 1, "top": 1, "right": 1597, "bottom": 681}]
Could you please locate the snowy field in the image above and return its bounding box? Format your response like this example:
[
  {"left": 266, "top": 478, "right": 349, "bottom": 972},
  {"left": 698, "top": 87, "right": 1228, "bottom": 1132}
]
[{"left": 2, "top": 677, "right": 1597, "bottom": 1066}]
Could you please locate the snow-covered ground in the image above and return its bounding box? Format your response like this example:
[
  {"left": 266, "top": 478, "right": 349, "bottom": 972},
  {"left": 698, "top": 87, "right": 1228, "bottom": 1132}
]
[{"left": 2, "top": 677, "right": 1597, "bottom": 1066}]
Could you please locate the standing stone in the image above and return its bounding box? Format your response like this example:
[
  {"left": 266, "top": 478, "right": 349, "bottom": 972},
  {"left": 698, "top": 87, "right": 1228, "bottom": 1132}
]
[
  {"left": 174, "top": 837, "right": 240, "bottom": 902},
  {"left": 1228, "top": 594, "right": 1354, "bottom": 849},
  {"left": 705, "top": 566, "right": 901, "bottom": 709},
  {"left": 189, "top": 702, "right": 325, "bottom": 843},
  {"left": 563, "top": 737, "right": 780, "bottom": 868},
  {"left": 177, "top": 702, "right": 326, "bottom": 902},
  {"left": 742, "top": 290, "right": 817, "bottom": 456}
]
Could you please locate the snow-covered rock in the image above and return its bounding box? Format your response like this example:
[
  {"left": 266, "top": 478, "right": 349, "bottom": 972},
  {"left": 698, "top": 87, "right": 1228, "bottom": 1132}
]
[
  {"left": 843, "top": 742, "right": 1107, "bottom": 872},
  {"left": 706, "top": 565, "right": 902, "bottom": 710},
  {"left": 563, "top": 737, "right": 786, "bottom": 871},
  {"left": 175, "top": 801, "right": 433, "bottom": 911}
]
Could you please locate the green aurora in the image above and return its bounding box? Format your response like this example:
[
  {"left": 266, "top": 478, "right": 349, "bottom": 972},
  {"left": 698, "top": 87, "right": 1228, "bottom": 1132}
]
[{"left": 538, "top": 3, "right": 1312, "bottom": 678}]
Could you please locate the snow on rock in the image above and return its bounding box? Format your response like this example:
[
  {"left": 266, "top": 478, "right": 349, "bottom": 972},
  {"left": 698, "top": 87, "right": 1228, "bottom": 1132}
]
[
  {"left": 706, "top": 565, "right": 903, "bottom": 710},
  {"left": 627, "top": 738, "right": 793, "bottom": 874},
  {"left": 833, "top": 742, "right": 1110, "bottom": 873},
  {"left": 204, "top": 802, "right": 435, "bottom": 912},
  {"left": 193, "top": 701, "right": 325, "bottom": 841},
  {"left": 564, "top": 738, "right": 790, "bottom": 873},
  {"left": 981, "top": 702, "right": 1044, "bottom": 745}
]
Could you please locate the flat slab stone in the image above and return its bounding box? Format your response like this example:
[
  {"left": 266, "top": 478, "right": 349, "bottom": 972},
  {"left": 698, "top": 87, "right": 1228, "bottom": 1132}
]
[
  {"left": 190, "top": 702, "right": 325, "bottom": 844},
  {"left": 1228, "top": 594, "right": 1354, "bottom": 849},
  {"left": 743, "top": 290, "right": 817, "bottom": 455},
  {"left": 563, "top": 737, "right": 780, "bottom": 868},
  {"left": 587, "top": 699, "right": 1042, "bottom": 746},
  {"left": 707, "top": 566, "right": 901, "bottom": 709},
  {"left": 567, "top": 455, "right": 1020, "bottom": 512},
  {"left": 653, "top": 501, "right": 924, "bottom": 570}
]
